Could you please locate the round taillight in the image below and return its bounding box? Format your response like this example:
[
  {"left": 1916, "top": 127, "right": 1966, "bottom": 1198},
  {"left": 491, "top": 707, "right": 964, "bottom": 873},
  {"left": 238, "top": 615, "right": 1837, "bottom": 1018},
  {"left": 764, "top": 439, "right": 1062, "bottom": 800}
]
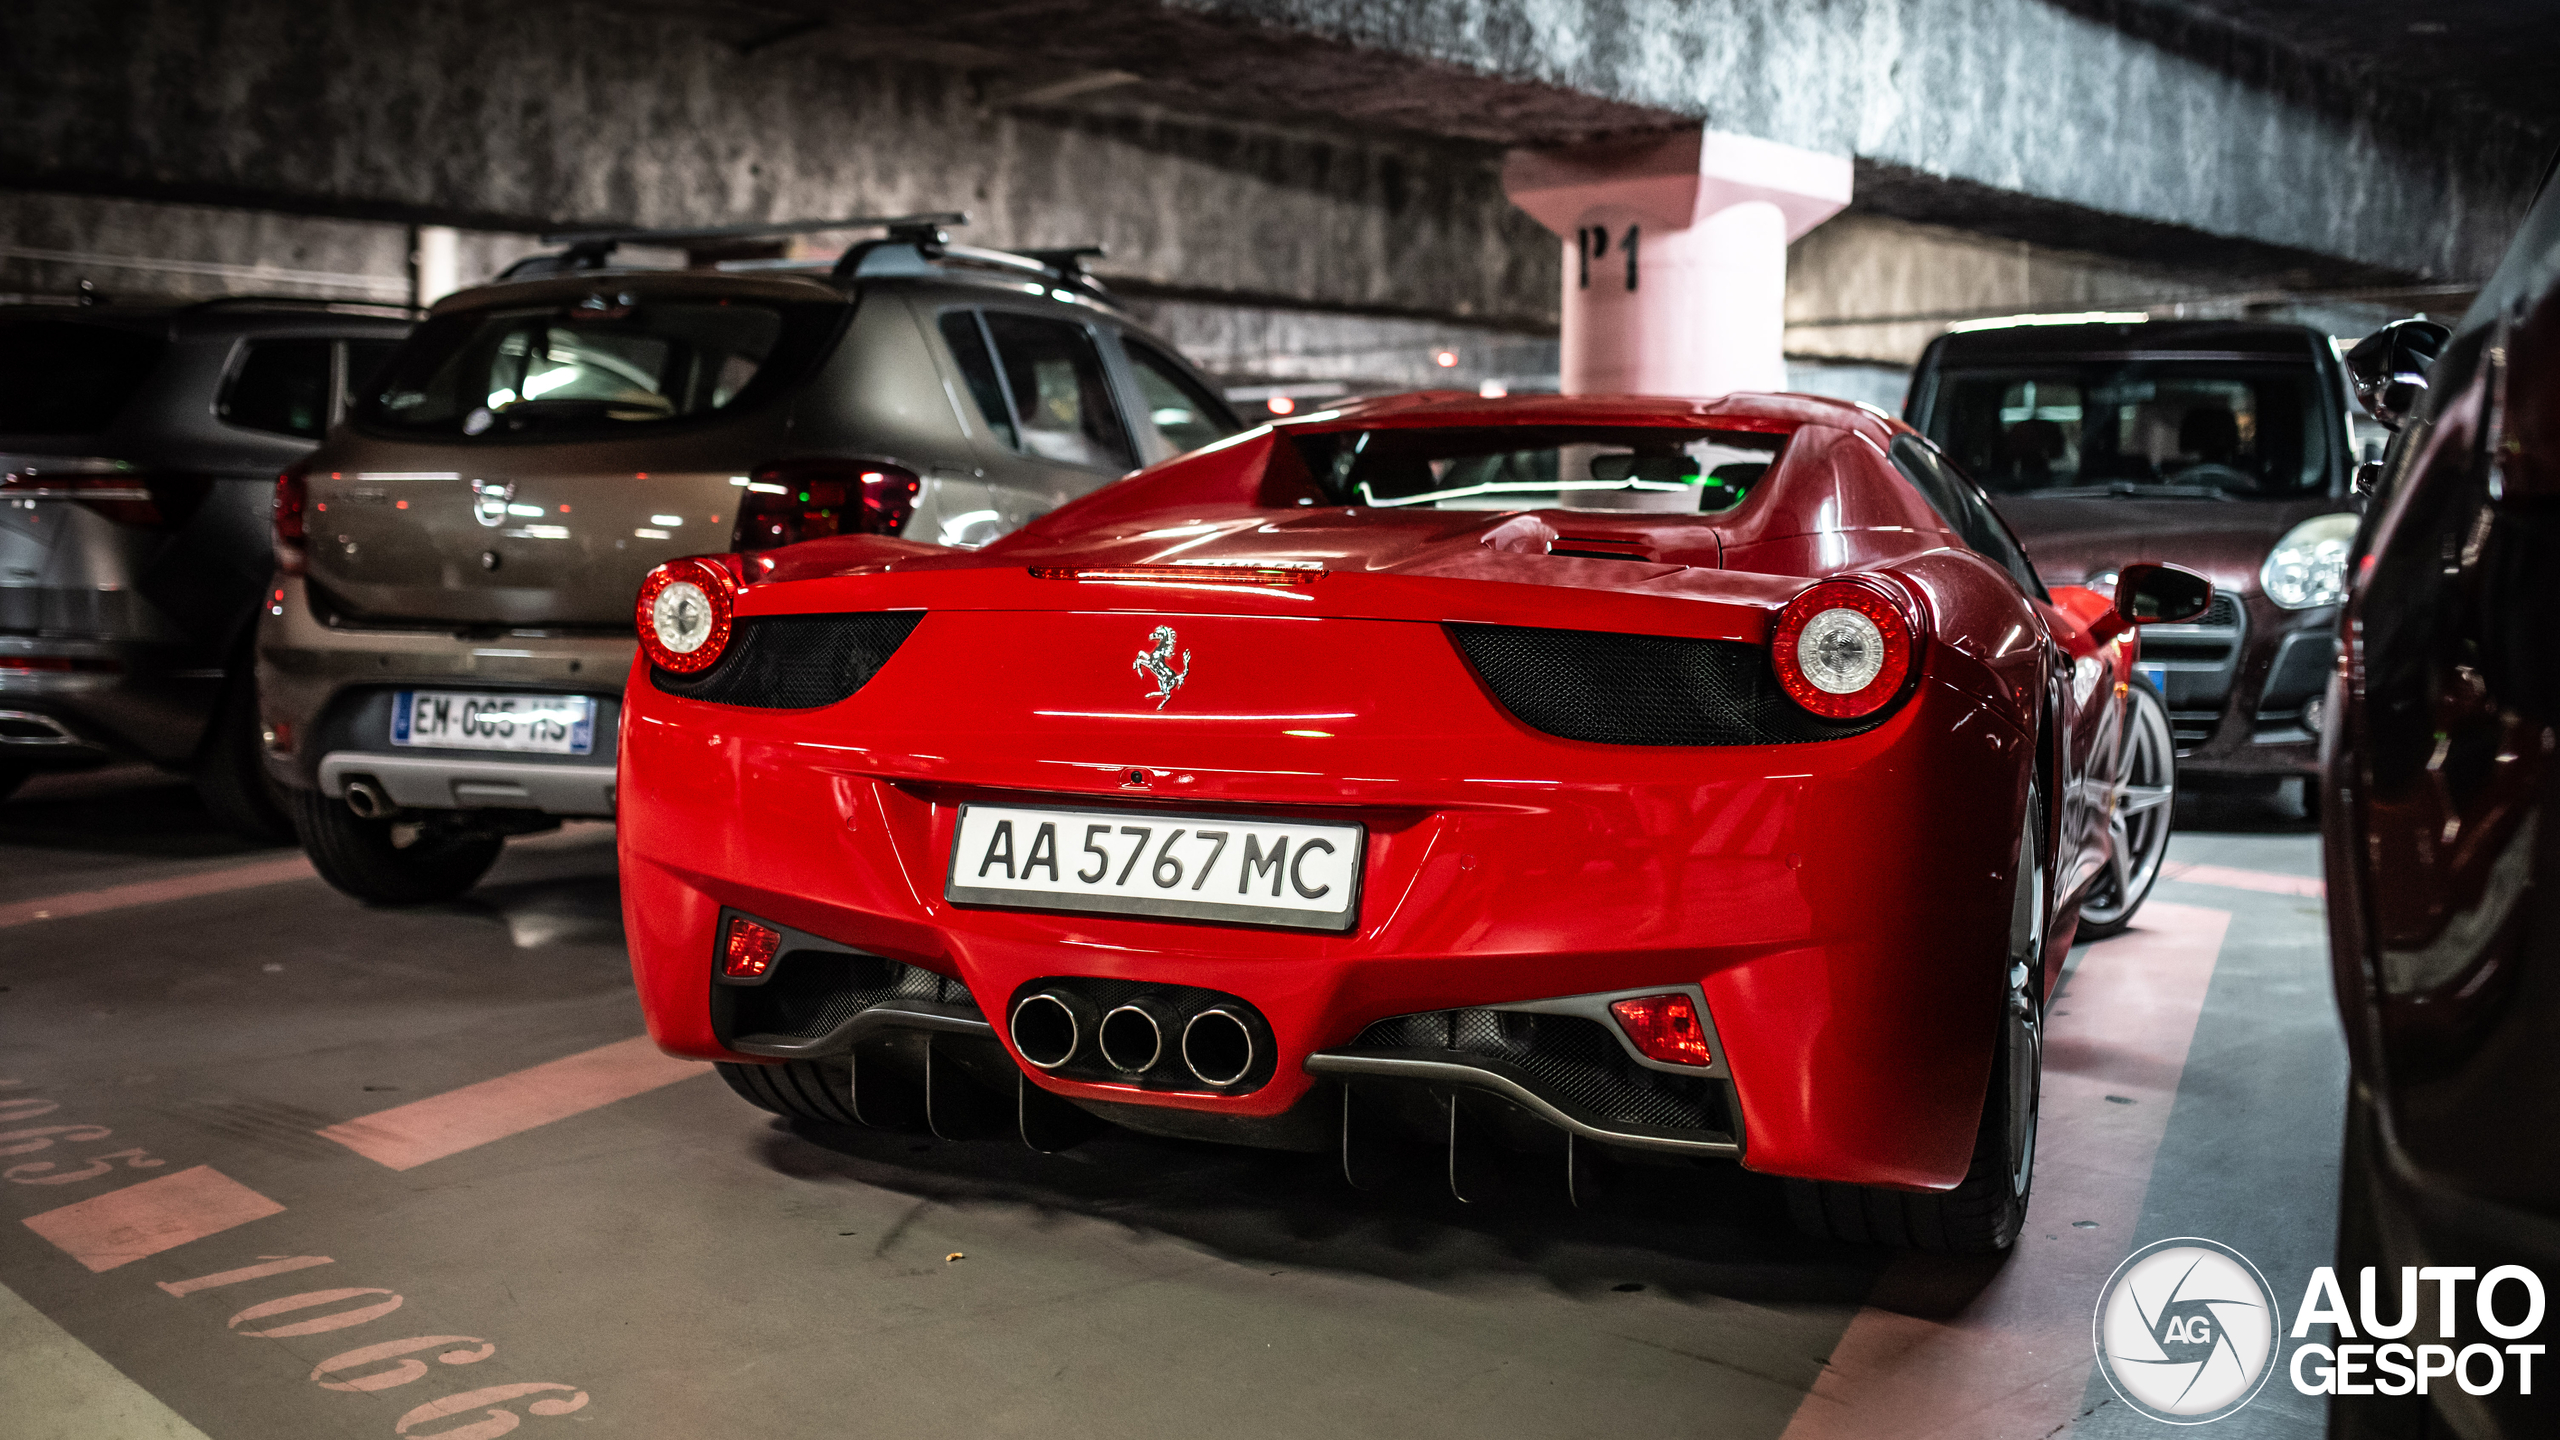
[
  {"left": 635, "top": 559, "right": 734, "bottom": 674},
  {"left": 1770, "top": 578, "right": 1919, "bottom": 719}
]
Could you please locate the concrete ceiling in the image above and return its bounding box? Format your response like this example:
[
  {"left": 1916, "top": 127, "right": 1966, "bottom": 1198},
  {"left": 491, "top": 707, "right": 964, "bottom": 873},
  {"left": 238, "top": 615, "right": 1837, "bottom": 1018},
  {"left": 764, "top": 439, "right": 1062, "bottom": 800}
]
[{"left": 2176, "top": 0, "right": 2560, "bottom": 132}]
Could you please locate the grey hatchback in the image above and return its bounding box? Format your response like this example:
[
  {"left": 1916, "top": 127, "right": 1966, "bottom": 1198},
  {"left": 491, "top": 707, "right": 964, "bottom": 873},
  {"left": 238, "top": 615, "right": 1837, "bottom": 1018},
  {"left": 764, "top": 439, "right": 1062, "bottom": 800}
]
[
  {"left": 0, "top": 297, "right": 413, "bottom": 835},
  {"left": 259, "top": 217, "right": 1243, "bottom": 903}
]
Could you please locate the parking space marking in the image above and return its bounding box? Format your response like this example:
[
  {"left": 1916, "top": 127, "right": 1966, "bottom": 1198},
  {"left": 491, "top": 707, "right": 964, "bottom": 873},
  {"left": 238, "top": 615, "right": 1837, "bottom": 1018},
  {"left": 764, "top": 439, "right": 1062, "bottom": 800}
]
[
  {"left": 0, "top": 857, "right": 318, "bottom": 930},
  {"left": 2157, "top": 861, "right": 2324, "bottom": 898},
  {"left": 316, "top": 1036, "right": 705, "bottom": 1172},
  {"left": 23, "top": 1166, "right": 287, "bottom": 1273},
  {"left": 1, "top": 1278, "right": 216, "bottom": 1440},
  {"left": 1779, "top": 901, "right": 2231, "bottom": 1440}
]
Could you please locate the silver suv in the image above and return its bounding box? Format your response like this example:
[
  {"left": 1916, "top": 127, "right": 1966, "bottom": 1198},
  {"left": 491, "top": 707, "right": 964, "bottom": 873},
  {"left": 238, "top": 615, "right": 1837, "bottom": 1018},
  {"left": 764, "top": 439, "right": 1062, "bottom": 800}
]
[
  {"left": 258, "top": 217, "right": 1242, "bottom": 902},
  {"left": 1, "top": 297, "right": 412, "bottom": 835}
]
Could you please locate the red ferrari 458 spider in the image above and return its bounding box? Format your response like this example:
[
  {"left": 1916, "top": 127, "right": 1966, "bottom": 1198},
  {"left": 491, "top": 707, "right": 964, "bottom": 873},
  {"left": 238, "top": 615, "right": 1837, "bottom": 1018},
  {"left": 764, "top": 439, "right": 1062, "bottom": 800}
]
[{"left": 617, "top": 391, "right": 2210, "bottom": 1253}]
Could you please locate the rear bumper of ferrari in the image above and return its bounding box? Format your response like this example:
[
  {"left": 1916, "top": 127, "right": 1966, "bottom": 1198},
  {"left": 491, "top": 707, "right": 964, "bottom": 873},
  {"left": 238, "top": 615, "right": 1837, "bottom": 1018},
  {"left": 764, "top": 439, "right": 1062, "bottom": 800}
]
[{"left": 618, "top": 608, "right": 2033, "bottom": 1192}]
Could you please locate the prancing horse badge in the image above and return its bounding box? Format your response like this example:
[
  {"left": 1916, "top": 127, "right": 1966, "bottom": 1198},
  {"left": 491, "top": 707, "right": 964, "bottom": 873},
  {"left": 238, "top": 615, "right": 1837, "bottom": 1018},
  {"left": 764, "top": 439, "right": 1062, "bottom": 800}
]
[{"left": 1133, "top": 625, "right": 1191, "bottom": 709}]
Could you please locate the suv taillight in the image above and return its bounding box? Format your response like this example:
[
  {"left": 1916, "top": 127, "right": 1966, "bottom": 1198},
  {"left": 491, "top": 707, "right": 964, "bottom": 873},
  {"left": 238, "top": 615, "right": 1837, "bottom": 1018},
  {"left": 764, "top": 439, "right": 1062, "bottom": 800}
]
[
  {"left": 273, "top": 465, "right": 310, "bottom": 574},
  {"left": 0, "top": 468, "right": 207, "bottom": 528},
  {"left": 733, "top": 459, "right": 921, "bottom": 551}
]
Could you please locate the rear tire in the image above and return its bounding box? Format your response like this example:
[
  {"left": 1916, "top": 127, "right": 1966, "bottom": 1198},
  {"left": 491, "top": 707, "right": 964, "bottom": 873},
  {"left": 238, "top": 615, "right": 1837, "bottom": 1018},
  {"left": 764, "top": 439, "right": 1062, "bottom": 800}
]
[
  {"left": 1789, "top": 778, "right": 2046, "bottom": 1254},
  {"left": 290, "top": 788, "right": 503, "bottom": 904},
  {"left": 716, "top": 1059, "right": 861, "bottom": 1126},
  {"left": 194, "top": 668, "right": 295, "bottom": 843}
]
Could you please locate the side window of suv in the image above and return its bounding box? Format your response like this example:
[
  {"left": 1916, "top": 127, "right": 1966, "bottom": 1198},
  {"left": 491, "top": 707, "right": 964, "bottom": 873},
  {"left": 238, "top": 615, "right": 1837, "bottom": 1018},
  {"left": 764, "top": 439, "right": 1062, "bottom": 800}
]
[
  {"left": 1890, "top": 434, "right": 2048, "bottom": 598},
  {"left": 978, "top": 312, "right": 1134, "bottom": 472},
  {"left": 1124, "top": 338, "right": 1241, "bottom": 460},
  {"left": 936, "top": 311, "right": 1019, "bottom": 451},
  {"left": 220, "top": 337, "right": 334, "bottom": 438},
  {"left": 341, "top": 339, "right": 402, "bottom": 419}
]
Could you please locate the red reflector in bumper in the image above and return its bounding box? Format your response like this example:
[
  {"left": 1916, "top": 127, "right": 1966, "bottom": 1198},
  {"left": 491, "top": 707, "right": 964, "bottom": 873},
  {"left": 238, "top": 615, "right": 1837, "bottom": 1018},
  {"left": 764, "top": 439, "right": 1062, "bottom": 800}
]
[
  {"left": 722, "top": 918, "right": 781, "bottom": 978},
  {"left": 0, "top": 655, "right": 122, "bottom": 673},
  {"left": 1609, "top": 993, "right": 1712, "bottom": 1067}
]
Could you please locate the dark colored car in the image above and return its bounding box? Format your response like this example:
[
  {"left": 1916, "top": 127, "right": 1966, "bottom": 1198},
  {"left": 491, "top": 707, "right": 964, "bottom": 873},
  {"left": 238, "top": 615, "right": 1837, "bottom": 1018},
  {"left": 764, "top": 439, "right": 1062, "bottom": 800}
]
[
  {"left": 0, "top": 297, "right": 413, "bottom": 834},
  {"left": 2321, "top": 160, "right": 2560, "bottom": 1437},
  {"left": 258, "top": 218, "right": 1243, "bottom": 905},
  {"left": 1908, "top": 320, "right": 2359, "bottom": 791}
]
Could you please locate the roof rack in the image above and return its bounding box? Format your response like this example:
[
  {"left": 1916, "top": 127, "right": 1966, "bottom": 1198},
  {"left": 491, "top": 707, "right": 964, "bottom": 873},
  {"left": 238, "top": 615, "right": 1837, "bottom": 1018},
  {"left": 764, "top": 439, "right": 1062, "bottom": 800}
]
[
  {"left": 832, "top": 228, "right": 1111, "bottom": 298},
  {"left": 180, "top": 294, "right": 424, "bottom": 319},
  {"left": 498, "top": 213, "right": 968, "bottom": 280}
]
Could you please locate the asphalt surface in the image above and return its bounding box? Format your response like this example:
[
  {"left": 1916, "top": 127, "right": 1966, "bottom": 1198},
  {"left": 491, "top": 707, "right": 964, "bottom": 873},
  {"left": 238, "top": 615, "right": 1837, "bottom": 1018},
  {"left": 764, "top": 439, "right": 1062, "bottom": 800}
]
[{"left": 0, "top": 766, "right": 2344, "bottom": 1440}]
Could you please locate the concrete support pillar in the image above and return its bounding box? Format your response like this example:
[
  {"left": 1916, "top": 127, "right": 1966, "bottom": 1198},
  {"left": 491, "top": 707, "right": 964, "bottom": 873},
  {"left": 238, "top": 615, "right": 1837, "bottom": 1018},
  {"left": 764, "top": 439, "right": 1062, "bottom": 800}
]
[
  {"left": 1504, "top": 130, "right": 1852, "bottom": 398},
  {"left": 410, "top": 225, "right": 459, "bottom": 308}
]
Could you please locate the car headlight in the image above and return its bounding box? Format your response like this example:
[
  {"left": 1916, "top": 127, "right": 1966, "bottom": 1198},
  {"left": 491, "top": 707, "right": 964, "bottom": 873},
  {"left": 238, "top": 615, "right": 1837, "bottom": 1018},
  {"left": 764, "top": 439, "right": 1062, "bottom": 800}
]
[{"left": 2260, "top": 514, "right": 2356, "bottom": 610}]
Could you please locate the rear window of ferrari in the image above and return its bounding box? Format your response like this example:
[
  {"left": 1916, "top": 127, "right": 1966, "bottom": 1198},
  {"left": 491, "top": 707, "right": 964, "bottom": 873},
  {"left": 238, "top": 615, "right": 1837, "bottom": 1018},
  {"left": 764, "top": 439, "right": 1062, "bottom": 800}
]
[
  {"left": 1291, "top": 426, "right": 1786, "bottom": 513},
  {"left": 357, "top": 295, "right": 842, "bottom": 441}
]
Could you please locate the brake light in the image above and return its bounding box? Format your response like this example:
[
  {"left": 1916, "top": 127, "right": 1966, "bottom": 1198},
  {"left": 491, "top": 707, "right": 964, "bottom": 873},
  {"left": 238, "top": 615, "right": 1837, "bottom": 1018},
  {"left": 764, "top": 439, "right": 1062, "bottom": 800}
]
[
  {"left": 733, "top": 459, "right": 921, "bottom": 550},
  {"left": 273, "top": 465, "right": 310, "bottom": 575},
  {"left": 723, "top": 917, "right": 781, "bottom": 978},
  {"left": 635, "top": 557, "right": 736, "bottom": 674},
  {"left": 1770, "top": 577, "right": 1920, "bottom": 719},
  {"left": 1609, "top": 993, "right": 1713, "bottom": 1067},
  {"left": 2, "top": 468, "right": 205, "bottom": 528},
  {"left": 1028, "top": 564, "right": 1323, "bottom": 588}
]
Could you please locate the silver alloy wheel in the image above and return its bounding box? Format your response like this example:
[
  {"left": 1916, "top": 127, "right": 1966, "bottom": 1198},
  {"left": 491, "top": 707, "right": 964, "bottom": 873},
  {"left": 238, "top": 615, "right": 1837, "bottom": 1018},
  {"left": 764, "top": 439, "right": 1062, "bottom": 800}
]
[
  {"left": 2079, "top": 679, "right": 2176, "bottom": 933},
  {"left": 2006, "top": 790, "right": 2047, "bottom": 1199}
]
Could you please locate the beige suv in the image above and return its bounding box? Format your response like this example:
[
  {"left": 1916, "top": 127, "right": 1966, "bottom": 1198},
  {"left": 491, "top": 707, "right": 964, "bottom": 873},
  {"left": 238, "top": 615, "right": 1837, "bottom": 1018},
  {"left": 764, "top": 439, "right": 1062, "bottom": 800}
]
[{"left": 259, "top": 219, "right": 1240, "bottom": 903}]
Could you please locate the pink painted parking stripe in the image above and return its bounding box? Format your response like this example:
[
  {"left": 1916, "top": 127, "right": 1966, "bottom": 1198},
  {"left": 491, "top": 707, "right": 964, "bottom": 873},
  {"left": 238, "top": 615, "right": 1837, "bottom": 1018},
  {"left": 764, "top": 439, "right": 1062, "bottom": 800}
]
[
  {"left": 23, "top": 1166, "right": 286, "bottom": 1273},
  {"left": 0, "top": 856, "right": 318, "bottom": 930},
  {"left": 1780, "top": 901, "right": 2231, "bottom": 1440},
  {"left": 2157, "top": 860, "right": 2325, "bottom": 899},
  {"left": 317, "top": 1036, "right": 704, "bottom": 1172}
]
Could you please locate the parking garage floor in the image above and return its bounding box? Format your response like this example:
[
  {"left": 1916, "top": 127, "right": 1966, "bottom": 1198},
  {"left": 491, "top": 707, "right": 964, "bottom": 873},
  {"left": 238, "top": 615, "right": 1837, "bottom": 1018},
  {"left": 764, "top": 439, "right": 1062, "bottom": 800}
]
[{"left": 0, "top": 769, "right": 2339, "bottom": 1440}]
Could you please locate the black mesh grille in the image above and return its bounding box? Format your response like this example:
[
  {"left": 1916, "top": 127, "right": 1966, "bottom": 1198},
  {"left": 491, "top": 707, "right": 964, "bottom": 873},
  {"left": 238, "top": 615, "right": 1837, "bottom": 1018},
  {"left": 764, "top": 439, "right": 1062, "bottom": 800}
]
[
  {"left": 722, "top": 949, "right": 974, "bottom": 1042},
  {"left": 654, "top": 612, "right": 922, "bottom": 709},
  {"left": 1352, "top": 1008, "right": 1727, "bottom": 1133},
  {"left": 1448, "top": 623, "right": 1887, "bottom": 746},
  {"left": 2205, "top": 593, "right": 2240, "bottom": 627}
]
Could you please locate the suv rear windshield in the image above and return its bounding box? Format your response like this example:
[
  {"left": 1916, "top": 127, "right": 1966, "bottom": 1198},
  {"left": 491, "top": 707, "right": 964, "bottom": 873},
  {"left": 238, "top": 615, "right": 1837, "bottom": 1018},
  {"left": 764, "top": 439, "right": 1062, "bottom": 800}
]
[
  {"left": 1293, "top": 426, "right": 1786, "bottom": 513},
  {"left": 358, "top": 296, "right": 840, "bottom": 440},
  {"left": 1924, "top": 362, "right": 2336, "bottom": 498},
  {"left": 0, "top": 318, "right": 167, "bottom": 434}
]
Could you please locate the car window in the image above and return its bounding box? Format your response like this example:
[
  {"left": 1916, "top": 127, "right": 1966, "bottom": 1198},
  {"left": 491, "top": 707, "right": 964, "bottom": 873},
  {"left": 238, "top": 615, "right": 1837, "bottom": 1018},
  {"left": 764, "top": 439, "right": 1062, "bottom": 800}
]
[
  {"left": 1924, "top": 362, "right": 2334, "bottom": 498},
  {"left": 220, "top": 337, "right": 335, "bottom": 438},
  {"left": 980, "top": 311, "right": 1133, "bottom": 471},
  {"left": 936, "top": 310, "right": 1018, "bottom": 450},
  {"left": 359, "top": 297, "right": 837, "bottom": 440},
  {"left": 341, "top": 339, "right": 402, "bottom": 420},
  {"left": 0, "top": 319, "right": 166, "bottom": 434},
  {"left": 1890, "top": 434, "right": 2047, "bottom": 598},
  {"left": 1124, "top": 338, "right": 1241, "bottom": 459},
  {"left": 1292, "top": 425, "right": 1783, "bottom": 513}
]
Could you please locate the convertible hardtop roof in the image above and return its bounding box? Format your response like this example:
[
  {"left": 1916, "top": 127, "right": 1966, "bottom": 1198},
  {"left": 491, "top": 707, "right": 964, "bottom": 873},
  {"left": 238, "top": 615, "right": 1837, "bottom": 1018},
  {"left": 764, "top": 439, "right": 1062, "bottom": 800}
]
[
  {"left": 1275, "top": 388, "right": 1902, "bottom": 438},
  {"left": 1923, "top": 318, "right": 2331, "bottom": 364}
]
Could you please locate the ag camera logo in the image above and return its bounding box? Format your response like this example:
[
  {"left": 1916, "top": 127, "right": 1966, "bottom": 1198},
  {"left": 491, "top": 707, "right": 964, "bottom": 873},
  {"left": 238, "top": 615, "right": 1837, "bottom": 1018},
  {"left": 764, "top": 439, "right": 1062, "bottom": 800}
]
[{"left": 2092, "top": 1237, "right": 2281, "bottom": 1424}]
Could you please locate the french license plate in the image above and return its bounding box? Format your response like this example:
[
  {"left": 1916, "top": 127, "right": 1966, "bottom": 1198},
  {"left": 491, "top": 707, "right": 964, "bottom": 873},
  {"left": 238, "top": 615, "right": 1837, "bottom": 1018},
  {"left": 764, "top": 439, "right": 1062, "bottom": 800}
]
[
  {"left": 945, "top": 802, "right": 1364, "bottom": 933},
  {"left": 392, "top": 691, "right": 595, "bottom": 755},
  {"left": 2136, "top": 663, "right": 2170, "bottom": 697}
]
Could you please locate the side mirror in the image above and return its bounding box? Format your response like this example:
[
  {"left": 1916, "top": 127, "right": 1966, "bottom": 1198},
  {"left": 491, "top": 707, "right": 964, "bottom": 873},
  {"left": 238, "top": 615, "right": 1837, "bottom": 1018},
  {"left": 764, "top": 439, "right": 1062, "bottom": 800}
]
[
  {"left": 2116, "top": 562, "right": 2213, "bottom": 625},
  {"left": 2344, "top": 318, "right": 2452, "bottom": 430}
]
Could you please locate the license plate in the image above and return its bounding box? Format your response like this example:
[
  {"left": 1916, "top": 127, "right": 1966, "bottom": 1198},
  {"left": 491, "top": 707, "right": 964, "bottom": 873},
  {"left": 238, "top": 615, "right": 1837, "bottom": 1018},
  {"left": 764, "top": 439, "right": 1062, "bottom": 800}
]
[
  {"left": 2136, "top": 663, "right": 2169, "bottom": 697},
  {"left": 945, "top": 802, "right": 1364, "bottom": 933},
  {"left": 392, "top": 691, "right": 595, "bottom": 755}
]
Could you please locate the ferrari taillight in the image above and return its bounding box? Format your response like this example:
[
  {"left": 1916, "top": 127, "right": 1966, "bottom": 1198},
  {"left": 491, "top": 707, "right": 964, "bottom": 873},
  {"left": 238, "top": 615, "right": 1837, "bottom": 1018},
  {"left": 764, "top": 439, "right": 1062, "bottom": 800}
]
[
  {"left": 1609, "top": 993, "right": 1712, "bottom": 1067},
  {"left": 273, "top": 465, "right": 311, "bottom": 575},
  {"left": 734, "top": 458, "right": 921, "bottom": 550},
  {"left": 635, "top": 557, "right": 736, "bottom": 674},
  {"left": 723, "top": 917, "right": 780, "bottom": 978},
  {"left": 1770, "top": 577, "right": 1920, "bottom": 719}
]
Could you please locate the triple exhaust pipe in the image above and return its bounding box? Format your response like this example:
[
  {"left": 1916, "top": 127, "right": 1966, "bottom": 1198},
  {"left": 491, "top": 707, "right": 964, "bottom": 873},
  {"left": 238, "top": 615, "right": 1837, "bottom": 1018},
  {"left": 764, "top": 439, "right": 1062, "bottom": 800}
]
[{"left": 1009, "top": 989, "right": 1258, "bottom": 1089}]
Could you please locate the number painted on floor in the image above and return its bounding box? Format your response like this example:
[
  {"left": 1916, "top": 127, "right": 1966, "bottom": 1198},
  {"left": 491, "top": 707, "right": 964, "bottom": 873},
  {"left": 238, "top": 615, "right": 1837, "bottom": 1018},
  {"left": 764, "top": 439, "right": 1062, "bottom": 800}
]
[
  {"left": 310, "top": 1336, "right": 496, "bottom": 1392},
  {"left": 227, "top": 1287, "right": 406, "bottom": 1337},
  {"left": 0, "top": 1124, "right": 111, "bottom": 1155},
  {"left": 0, "top": 1098, "right": 60, "bottom": 1122},
  {"left": 5, "top": 1146, "right": 163, "bottom": 1184},
  {"left": 394, "top": 1383, "right": 590, "bottom": 1440}
]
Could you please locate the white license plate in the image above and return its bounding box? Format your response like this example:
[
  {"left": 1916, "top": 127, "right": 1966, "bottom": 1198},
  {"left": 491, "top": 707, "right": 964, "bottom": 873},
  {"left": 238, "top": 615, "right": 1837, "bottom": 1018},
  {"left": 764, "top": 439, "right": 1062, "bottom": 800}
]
[
  {"left": 392, "top": 691, "right": 596, "bottom": 755},
  {"left": 945, "top": 803, "right": 1364, "bottom": 933}
]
